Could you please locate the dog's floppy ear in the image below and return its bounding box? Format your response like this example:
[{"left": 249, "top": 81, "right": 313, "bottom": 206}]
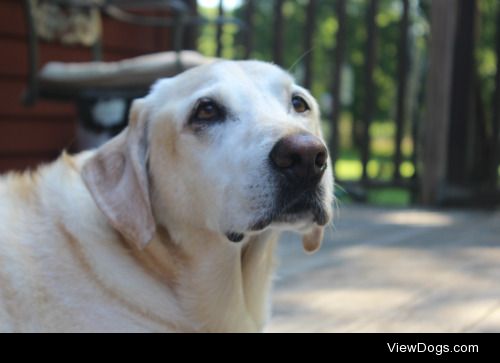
[
  {"left": 302, "top": 226, "right": 324, "bottom": 254},
  {"left": 82, "top": 98, "right": 155, "bottom": 249}
]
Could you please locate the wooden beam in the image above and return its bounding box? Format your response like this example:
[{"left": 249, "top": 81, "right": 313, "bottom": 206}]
[
  {"left": 361, "top": 0, "right": 379, "bottom": 184},
  {"left": 420, "top": 0, "right": 458, "bottom": 205},
  {"left": 330, "top": 0, "right": 346, "bottom": 165},
  {"left": 216, "top": 0, "right": 224, "bottom": 57},
  {"left": 303, "top": 0, "right": 316, "bottom": 89},
  {"left": 272, "top": 0, "right": 284, "bottom": 66},
  {"left": 447, "top": 0, "right": 477, "bottom": 185},
  {"left": 243, "top": 0, "right": 255, "bottom": 59},
  {"left": 183, "top": 0, "right": 198, "bottom": 50},
  {"left": 491, "top": 3, "right": 500, "bottom": 188},
  {"left": 393, "top": 0, "right": 410, "bottom": 181}
]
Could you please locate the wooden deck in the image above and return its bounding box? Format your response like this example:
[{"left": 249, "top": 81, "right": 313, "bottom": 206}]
[{"left": 267, "top": 204, "right": 500, "bottom": 332}]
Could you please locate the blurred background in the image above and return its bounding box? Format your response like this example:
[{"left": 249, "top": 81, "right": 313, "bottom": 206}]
[
  {"left": 1, "top": 0, "right": 500, "bottom": 331},
  {"left": 1, "top": 0, "right": 499, "bottom": 207}
]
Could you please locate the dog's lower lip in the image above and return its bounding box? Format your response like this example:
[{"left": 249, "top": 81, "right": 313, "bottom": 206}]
[
  {"left": 250, "top": 208, "right": 328, "bottom": 231},
  {"left": 279, "top": 196, "right": 328, "bottom": 225},
  {"left": 250, "top": 218, "right": 272, "bottom": 231},
  {"left": 226, "top": 232, "right": 245, "bottom": 242},
  {"left": 249, "top": 188, "right": 327, "bottom": 231},
  {"left": 313, "top": 210, "right": 329, "bottom": 226}
]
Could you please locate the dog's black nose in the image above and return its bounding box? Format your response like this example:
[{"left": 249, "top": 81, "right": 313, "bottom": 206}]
[{"left": 270, "top": 133, "right": 328, "bottom": 186}]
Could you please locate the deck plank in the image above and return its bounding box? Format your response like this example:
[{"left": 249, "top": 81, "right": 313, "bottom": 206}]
[{"left": 266, "top": 205, "right": 500, "bottom": 332}]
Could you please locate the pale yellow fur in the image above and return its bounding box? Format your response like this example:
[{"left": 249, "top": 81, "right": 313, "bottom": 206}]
[
  {"left": 0, "top": 154, "right": 279, "bottom": 332},
  {"left": 0, "top": 60, "right": 332, "bottom": 332}
]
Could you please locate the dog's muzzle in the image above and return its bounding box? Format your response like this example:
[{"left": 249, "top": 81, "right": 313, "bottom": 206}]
[
  {"left": 251, "top": 132, "right": 330, "bottom": 229},
  {"left": 226, "top": 132, "right": 329, "bottom": 243}
]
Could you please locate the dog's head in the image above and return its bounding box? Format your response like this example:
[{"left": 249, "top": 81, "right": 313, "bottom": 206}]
[{"left": 82, "top": 60, "right": 334, "bottom": 253}]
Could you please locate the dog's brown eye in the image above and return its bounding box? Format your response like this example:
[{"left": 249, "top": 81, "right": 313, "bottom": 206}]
[
  {"left": 292, "top": 95, "right": 310, "bottom": 113},
  {"left": 193, "top": 98, "right": 223, "bottom": 122}
]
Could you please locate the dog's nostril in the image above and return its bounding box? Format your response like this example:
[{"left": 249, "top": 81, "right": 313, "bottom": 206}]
[
  {"left": 272, "top": 152, "right": 296, "bottom": 169},
  {"left": 315, "top": 151, "right": 327, "bottom": 169}
]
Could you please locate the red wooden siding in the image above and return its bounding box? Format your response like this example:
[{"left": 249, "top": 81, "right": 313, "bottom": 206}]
[{"left": 0, "top": 0, "right": 171, "bottom": 173}]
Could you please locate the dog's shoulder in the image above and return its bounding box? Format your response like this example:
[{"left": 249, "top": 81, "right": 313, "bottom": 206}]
[
  {"left": 0, "top": 151, "right": 98, "bottom": 244},
  {"left": 0, "top": 151, "right": 93, "bottom": 200}
]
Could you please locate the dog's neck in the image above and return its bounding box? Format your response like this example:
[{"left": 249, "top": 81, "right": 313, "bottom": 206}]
[
  {"left": 150, "top": 226, "right": 279, "bottom": 332},
  {"left": 62, "top": 153, "right": 279, "bottom": 332}
]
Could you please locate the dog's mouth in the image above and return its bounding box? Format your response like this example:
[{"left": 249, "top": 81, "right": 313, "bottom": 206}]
[
  {"left": 251, "top": 189, "right": 328, "bottom": 230},
  {"left": 224, "top": 183, "right": 330, "bottom": 243},
  {"left": 224, "top": 187, "right": 329, "bottom": 243}
]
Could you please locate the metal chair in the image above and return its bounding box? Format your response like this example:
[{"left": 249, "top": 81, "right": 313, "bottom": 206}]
[{"left": 22, "top": 0, "right": 212, "bottom": 149}]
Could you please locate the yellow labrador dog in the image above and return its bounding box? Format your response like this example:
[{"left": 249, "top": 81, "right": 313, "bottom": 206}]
[{"left": 0, "top": 60, "right": 333, "bottom": 332}]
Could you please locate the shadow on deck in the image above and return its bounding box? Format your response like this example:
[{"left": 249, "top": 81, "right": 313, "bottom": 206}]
[{"left": 267, "top": 204, "right": 500, "bottom": 332}]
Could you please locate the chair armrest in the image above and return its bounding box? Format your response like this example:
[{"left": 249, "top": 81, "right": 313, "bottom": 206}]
[
  {"left": 103, "top": 0, "right": 244, "bottom": 30},
  {"left": 102, "top": 0, "right": 189, "bottom": 28}
]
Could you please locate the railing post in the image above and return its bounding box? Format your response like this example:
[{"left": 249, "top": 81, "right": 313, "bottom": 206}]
[
  {"left": 447, "top": 0, "right": 478, "bottom": 186},
  {"left": 243, "top": 0, "right": 255, "bottom": 59},
  {"left": 216, "top": 0, "right": 224, "bottom": 57},
  {"left": 330, "top": 0, "right": 347, "bottom": 165},
  {"left": 421, "top": 0, "right": 457, "bottom": 205},
  {"left": 491, "top": 3, "right": 500, "bottom": 189},
  {"left": 410, "top": 62, "right": 427, "bottom": 202},
  {"left": 183, "top": 0, "right": 198, "bottom": 50},
  {"left": 393, "top": 0, "right": 410, "bottom": 181},
  {"left": 22, "top": 0, "right": 40, "bottom": 106},
  {"left": 303, "top": 0, "right": 316, "bottom": 90},
  {"left": 272, "top": 0, "right": 284, "bottom": 66},
  {"left": 361, "top": 0, "right": 379, "bottom": 185}
]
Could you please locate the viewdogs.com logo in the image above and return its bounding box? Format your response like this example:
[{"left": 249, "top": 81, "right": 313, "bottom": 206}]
[{"left": 387, "top": 342, "right": 479, "bottom": 355}]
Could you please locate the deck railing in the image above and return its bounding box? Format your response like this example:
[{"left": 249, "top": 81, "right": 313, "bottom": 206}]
[{"left": 194, "top": 0, "right": 500, "bottom": 205}]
